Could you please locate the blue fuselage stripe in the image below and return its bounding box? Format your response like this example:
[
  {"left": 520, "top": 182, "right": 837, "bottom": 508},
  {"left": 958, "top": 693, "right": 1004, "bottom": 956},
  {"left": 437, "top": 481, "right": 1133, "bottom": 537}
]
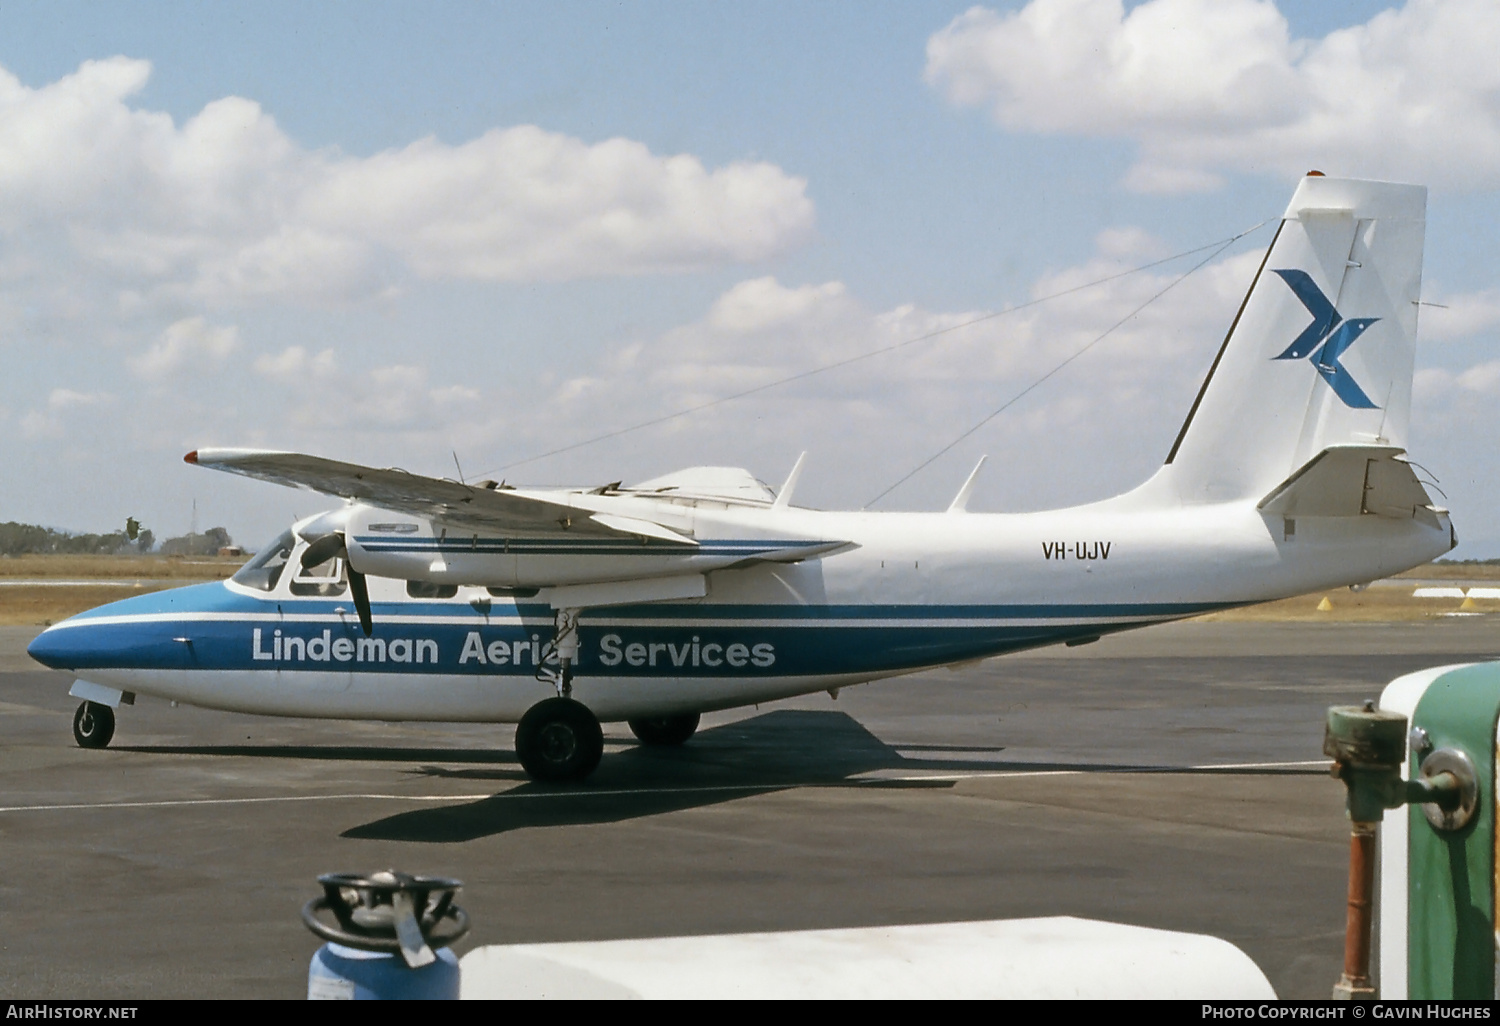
[{"left": 31, "top": 582, "right": 1228, "bottom": 679}]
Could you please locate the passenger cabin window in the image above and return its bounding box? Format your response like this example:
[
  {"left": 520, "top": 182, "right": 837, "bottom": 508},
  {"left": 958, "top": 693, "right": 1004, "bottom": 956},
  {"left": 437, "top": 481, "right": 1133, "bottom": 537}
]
[
  {"left": 407, "top": 580, "right": 458, "bottom": 599},
  {"left": 290, "top": 554, "right": 348, "bottom": 597},
  {"left": 232, "top": 531, "right": 294, "bottom": 592}
]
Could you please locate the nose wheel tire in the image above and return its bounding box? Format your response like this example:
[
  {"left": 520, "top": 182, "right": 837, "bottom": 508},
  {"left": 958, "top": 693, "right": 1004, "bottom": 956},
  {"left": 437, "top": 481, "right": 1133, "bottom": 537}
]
[
  {"left": 515, "top": 698, "right": 603, "bottom": 782},
  {"left": 628, "top": 713, "right": 700, "bottom": 747},
  {"left": 73, "top": 701, "right": 115, "bottom": 749}
]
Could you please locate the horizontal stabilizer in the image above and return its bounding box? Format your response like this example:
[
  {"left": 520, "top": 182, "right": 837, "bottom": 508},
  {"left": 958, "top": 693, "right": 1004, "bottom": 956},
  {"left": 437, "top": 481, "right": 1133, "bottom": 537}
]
[
  {"left": 1257, "top": 445, "right": 1436, "bottom": 519},
  {"left": 627, "top": 466, "right": 776, "bottom": 504}
]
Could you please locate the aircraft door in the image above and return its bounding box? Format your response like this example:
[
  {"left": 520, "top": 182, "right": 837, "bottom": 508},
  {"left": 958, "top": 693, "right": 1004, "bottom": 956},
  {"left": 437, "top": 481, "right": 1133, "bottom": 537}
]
[{"left": 286, "top": 544, "right": 357, "bottom": 693}]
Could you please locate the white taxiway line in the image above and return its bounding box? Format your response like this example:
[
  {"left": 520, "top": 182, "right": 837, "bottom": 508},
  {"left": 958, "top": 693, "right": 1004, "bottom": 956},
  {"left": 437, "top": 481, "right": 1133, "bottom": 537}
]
[
  {"left": 0, "top": 759, "right": 1331, "bottom": 815},
  {"left": 0, "top": 793, "right": 497, "bottom": 814},
  {"left": 881, "top": 758, "right": 1332, "bottom": 782}
]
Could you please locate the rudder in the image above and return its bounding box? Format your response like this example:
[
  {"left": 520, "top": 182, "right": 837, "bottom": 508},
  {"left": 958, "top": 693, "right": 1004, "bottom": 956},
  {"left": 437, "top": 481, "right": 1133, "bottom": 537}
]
[{"left": 1163, "top": 175, "right": 1427, "bottom": 504}]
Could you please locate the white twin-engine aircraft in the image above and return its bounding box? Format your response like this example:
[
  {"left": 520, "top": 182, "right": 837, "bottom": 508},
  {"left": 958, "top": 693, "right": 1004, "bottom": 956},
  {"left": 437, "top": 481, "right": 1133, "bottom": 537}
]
[{"left": 29, "top": 175, "right": 1455, "bottom": 781}]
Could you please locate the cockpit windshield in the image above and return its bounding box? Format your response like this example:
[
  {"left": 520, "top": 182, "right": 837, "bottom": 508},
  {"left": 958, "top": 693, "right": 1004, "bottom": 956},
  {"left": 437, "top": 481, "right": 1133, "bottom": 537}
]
[{"left": 232, "top": 530, "right": 295, "bottom": 592}]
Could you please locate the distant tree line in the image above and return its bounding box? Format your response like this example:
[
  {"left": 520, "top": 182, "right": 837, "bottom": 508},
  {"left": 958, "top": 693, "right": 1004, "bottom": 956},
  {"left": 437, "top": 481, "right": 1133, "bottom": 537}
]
[
  {"left": 157, "top": 527, "right": 234, "bottom": 556},
  {"left": 0, "top": 521, "right": 234, "bottom": 557}
]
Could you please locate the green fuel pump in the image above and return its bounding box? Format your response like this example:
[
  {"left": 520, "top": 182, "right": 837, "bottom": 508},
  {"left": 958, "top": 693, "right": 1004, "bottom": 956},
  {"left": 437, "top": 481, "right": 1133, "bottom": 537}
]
[
  {"left": 1326, "top": 662, "right": 1500, "bottom": 1000},
  {"left": 1324, "top": 699, "right": 1474, "bottom": 998}
]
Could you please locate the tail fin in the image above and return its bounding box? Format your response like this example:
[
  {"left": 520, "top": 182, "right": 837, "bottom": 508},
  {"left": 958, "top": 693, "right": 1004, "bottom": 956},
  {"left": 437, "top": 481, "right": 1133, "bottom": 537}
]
[{"left": 1163, "top": 174, "right": 1426, "bottom": 504}]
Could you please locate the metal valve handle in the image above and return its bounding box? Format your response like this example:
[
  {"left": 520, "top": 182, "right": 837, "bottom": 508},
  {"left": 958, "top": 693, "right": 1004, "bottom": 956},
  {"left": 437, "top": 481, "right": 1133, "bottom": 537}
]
[{"left": 302, "top": 870, "right": 469, "bottom": 968}]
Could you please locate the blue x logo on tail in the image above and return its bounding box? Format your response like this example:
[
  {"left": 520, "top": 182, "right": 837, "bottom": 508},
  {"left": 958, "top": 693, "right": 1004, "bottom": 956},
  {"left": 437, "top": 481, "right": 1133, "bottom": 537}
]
[{"left": 1271, "top": 269, "right": 1379, "bottom": 409}]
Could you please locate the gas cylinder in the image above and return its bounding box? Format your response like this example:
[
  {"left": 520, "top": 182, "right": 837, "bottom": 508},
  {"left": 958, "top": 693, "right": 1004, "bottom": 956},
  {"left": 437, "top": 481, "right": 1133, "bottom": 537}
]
[{"left": 302, "top": 870, "right": 469, "bottom": 1000}]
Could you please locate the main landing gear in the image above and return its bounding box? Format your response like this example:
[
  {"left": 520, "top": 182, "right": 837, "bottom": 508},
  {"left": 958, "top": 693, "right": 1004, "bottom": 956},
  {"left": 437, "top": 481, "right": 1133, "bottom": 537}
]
[
  {"left": 510, "top": 611, "right": 704, "bottom": 780},
  {"left": 515, "top": 608, "right": 604, "bottom": 782},
  {"left": 628, "top": 713, "right": 700, "bottom": 747},
  {"left": 73, "top": 701, "right": 115, "bottom": 749},
  {"left": 515, "top": 697, "right": 603, "bottom": 782}
]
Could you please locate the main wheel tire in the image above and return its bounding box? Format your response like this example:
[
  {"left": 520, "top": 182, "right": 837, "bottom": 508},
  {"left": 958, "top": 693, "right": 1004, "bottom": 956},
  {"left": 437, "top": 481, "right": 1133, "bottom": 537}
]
[
  {"left": 73, "top": 701, "right": 115, "bottom": 749},
  {"left": 515, "top": 697, "right": 603, "bottom": 782},
  {"left": 627, "top": 713, "right": 700, "bottom": 747}
]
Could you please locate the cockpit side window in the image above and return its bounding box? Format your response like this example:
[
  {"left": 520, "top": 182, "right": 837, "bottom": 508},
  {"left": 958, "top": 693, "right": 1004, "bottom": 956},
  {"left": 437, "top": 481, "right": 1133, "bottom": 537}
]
[
  {"left": 232, "top": 530, "right": 295, "bottom": 592},
  {"left": 290, "top": 555, "right": 348, "bottom": 597}
]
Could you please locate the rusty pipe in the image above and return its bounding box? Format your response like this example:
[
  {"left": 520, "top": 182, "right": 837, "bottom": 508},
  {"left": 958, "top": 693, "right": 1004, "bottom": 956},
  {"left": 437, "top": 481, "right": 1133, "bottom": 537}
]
[{"left": 1333, "top": 821, "right": 1378, "bottom": 1000}]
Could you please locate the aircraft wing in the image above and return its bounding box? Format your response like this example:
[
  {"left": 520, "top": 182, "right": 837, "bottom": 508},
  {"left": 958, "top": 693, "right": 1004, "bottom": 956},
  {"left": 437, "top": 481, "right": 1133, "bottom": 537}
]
[{"left": 186, "top": 448, "right": 684, "bottom": 541}]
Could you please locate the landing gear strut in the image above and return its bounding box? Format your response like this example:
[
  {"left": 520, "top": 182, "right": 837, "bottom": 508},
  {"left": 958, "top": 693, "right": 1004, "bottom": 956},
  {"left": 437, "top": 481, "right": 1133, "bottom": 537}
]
[
  {"left": 628, "top": 713, "right": 700, "bottom": 747},
  {"left": 73, "top": 701, "right": 115, "bottom": 749},
  {"left": 515, "top": 608, "right": 603, "bottom": 782},
  {"left": 545, "top": 608, "right": 581, "bottom": 699}
]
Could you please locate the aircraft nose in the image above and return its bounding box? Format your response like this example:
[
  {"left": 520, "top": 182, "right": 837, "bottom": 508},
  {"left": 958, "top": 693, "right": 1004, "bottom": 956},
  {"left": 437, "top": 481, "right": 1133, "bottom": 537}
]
[
  {"left": 25, "top": 581, "right": 226, "bottom": 673},
  {"left": 27, "top": 623, "right": 80, "bottom": 671}
]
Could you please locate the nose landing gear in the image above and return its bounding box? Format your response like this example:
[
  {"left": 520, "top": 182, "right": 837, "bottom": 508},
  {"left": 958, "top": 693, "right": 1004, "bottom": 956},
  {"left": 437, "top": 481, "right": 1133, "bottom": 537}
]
[{"left": 73, "top": 701, "right": 115, "bottom": 749}]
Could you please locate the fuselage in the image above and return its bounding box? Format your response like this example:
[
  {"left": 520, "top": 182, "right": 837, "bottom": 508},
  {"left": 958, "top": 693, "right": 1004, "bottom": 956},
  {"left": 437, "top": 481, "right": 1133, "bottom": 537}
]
[{"left": 27, "top": 483, "right": 1453, "bottom": 723}]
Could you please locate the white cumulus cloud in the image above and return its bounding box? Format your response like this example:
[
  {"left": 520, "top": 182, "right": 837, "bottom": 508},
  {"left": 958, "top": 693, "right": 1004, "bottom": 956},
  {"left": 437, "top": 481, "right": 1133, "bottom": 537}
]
[
  {"left": 253, "top": 345, "right": 480, "bottom": 431},
  {"left": 926, "top": 0, "right": 1500, "bottom": 192},
  {"left": 1420, "top": 288, "right": 1500, "bottom": 341},
  {"left": 130, "top": 317, "right": 239, "bottom": 380},
  {"left": 253, "top": 345, "right": 338, "bottom": 383},
  {"left": 0, "top": 57, "right": 815, "bottom": 306},
  {"left": 19, "top": 388, "right": 111, "bottom": 439},
  {"left": 515, "top": 234, "right": 1263, "bottom": 508},
  {"left": 1416, "top": 361, "right": 1500, "bottom": 399}
]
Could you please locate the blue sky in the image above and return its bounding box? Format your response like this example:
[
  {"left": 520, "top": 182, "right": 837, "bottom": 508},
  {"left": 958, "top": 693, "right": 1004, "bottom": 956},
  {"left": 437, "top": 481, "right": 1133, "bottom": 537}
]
[
  {"left": 1, "top": 1, "right": 1497, "bottom": 555},
  {"left": 0, "top": 2, "right": 1405, "bottom": 301}
]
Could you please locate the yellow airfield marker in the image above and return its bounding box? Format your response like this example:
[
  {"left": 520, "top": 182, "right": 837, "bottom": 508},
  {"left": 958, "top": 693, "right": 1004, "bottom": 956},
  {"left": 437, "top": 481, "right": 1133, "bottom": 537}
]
[
  {"left": 1460, "top": 596, "right": 1478, "bottom": 611},
  {"left": 1317, "top": 597, "right": 1333, "bottom": 612}
]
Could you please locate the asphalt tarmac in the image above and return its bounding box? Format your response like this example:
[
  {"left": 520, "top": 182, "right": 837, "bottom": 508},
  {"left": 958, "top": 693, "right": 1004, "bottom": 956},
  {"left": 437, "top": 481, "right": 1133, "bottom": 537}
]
[{"left": 2, "top": 619, "right": 1498, "bottom": 1000}]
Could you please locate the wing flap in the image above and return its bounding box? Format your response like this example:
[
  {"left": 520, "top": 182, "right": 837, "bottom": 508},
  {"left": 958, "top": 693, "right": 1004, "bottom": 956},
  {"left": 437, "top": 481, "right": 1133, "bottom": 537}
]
[
  {"left": 540, "top": 574, "right": 707, "bottom": 610},
  {"left": 588, "top": 512, "right": 697, "bottom": 545}
]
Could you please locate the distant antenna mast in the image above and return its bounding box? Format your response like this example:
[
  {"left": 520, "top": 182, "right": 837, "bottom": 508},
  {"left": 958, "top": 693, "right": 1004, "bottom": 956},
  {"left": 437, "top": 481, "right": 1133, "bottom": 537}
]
[{"left": 190, "top": 498, "right": 198, "bottom": 538}]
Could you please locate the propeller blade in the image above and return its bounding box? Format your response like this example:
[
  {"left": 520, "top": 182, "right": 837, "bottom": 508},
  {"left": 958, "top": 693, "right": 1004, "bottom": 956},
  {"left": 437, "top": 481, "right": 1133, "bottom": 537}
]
[
  {"left": 300, "top": 532, "right": 347, "bottom": 570},
  {"left": 348, "top": 566, "right": 373, "bottom": 637},
  {"left": 299, "top": 530, "right": 371, "bottom": 634}
]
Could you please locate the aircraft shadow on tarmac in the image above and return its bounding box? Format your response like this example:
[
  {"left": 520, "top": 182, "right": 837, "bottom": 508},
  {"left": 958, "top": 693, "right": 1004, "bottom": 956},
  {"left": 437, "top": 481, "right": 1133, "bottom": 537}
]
[
  {"left": 120, "top": 709, "right": 1328, "bottom": 844},
  {"left": 341, "top": 710, "right": 1000, "bottom": 844}
]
